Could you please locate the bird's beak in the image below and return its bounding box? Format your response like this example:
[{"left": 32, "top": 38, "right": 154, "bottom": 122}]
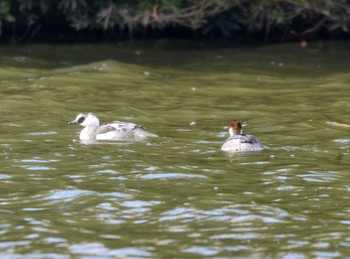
[{"left": 68, "top": 120, "right": 78, "bottom": 125}]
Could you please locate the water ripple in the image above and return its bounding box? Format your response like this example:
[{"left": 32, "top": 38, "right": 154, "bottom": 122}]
[
  {"left": 0, "top": 174, "right": 11, "bottom": 180},
  {"left": 69, "top": 242, "right": 152, "bottom": 257},
  {"left": 138, "top": 172, "right": 207, "bottom": 180},
  {"left": 297, "top": 171, "right": 341, "bottom": 183},
  {"left": 0, "top": 253, "right": 67, "bottom": 259},
  {"left": 43, "top": 189, "right": 97, "bottom": 202},
  {"left": 159, "top": 204, "right": 289, "bottom": 224}
]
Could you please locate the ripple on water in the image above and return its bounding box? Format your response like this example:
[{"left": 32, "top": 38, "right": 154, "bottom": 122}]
[
  {"left": 0, "top": 174, "right": 11, "bottom": 180},
  {"left": 13, "top": 158, "right": 59, "bottom": 171},
  {"left": 39, "top": 189, "right": 134, "bottom": 205},
  {"left": 138, "top": 172, "right": 208, "bottom": 180},
  {"left": 96, "top": 169, "right": 120, "bottom": 174},
  {"left": 160, "top": 204, "right": 289, "bottom": 223},
  {"left": 21, "top": 159, "right": 60, "bottom": 163},
  {"left": 297, "top": 171, "right": 341, "bottom": 183},
  {"left": 182, "top": 246, "right": 219, "bottom": 256},
  {"left": 119, "top": 200, "right": 161, "bottom": 216},
  {"left": 121, "top": 200, "right": 161, "bottom": 208},
  {"left": 27, "top": 131, "right": 58, "bottom": 136},
  {"left": 0, "top": 253, "right": 67, "bottom": 259},
  {"left": 334, "top": 138, "right": 350, "bottom": 143},
  {"left": 69, "top": 243, "right": 152, "bottom": 257},
  {"left": 334, "top": 138, "right": 350, "bottom": 150},
  {"left": 15, "top": 165, "right": 57, "bottom": 171},
  {"left": 44, "top": 189, "right": 97, "bottom": 202},
  {"left": 183, "top": 245, "right": 251, "bottom": 256}
]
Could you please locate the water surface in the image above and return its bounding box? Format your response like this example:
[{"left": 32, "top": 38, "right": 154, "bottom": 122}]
[{"left": 0, "top": 41, "right": 349, "bottom": 258}]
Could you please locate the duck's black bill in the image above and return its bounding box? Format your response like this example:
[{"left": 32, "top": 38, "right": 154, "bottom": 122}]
[{"left": 68, "top": 120, "right": 78, "bottom": 125}]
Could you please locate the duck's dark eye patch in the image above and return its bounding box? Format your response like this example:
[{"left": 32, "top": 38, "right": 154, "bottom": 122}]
[{"left": 77, "top": 117, "right": 85, "bottom": 123}]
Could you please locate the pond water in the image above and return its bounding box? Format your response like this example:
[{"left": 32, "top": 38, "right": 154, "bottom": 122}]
[{"left": 0, "top": 41, "right": 349, "bottom": 258}]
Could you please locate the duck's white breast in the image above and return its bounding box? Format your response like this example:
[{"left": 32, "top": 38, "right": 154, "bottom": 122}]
[{"left": 221, "top": 135, "right": 264, "bottom": 152}]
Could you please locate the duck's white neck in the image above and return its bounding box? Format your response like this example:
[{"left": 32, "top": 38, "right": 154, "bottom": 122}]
[
  {"left": 229, "top": 127, "right": 242, "bottom": 136},
  {"left": 80, "top": 126, "right": 97, "bottom": 140}
]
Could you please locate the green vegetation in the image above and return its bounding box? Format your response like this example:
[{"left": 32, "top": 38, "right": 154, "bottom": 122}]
[{"left": 0, "top": 0, "right": 349, "bottom": 43}]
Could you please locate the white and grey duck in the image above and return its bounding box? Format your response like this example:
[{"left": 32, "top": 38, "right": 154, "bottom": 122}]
[
  {"left": 68, "top": 113, "right": 157, "bottom": 141},
  {"left": 221, "top": 120, "right": 264, "bottom": 152}
]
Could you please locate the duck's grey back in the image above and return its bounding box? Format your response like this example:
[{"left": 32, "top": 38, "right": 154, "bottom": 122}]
[
  {"left": 92, "top": 121, "right": 156, "bottom": 140},
  {"left": 221, "top": 134, "right": 264, "bottom": 152}
]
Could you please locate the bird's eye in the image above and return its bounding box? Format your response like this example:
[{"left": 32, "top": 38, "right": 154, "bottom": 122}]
[{"left": 77, "top": 117, "right": 85, "bottom": 123}]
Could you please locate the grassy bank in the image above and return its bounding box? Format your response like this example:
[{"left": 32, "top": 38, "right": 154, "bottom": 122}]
[{"left": 0, "top": 0, "right": 349, "bottom": 43}]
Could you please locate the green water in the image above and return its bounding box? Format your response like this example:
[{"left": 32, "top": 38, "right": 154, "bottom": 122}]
[{"left": 0, "top": 41, "right": 349, "bottom": 258}]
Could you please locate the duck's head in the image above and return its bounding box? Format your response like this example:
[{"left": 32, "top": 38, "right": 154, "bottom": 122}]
[
  {"left": 229, "top": 120, "right": 242, "bottom": 136},
  {"left": 68, "top": 113, "right": 100, "bottom": 127}
]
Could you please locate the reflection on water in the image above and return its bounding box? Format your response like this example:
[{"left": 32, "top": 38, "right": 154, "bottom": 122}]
[{"left": 0, "top": 41, "right": 349, "bottom": 257}]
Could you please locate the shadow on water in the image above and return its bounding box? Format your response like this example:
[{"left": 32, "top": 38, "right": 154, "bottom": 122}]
[{"left": 0, "top": 40, "right": 349, "bottom": 78}]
